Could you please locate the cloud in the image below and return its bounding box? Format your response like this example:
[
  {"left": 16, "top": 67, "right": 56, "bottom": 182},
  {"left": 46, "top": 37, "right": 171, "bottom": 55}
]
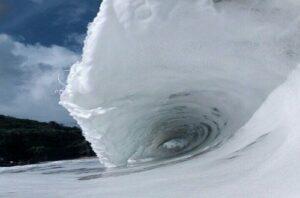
[{"left": 0, "top": 34, "right": 79, "bottom": 123}]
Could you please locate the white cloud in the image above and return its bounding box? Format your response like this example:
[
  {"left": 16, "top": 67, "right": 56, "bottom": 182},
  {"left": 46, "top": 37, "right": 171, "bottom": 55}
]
[{"left": 0, "top": 34, "right": 79, "bottom": 123}]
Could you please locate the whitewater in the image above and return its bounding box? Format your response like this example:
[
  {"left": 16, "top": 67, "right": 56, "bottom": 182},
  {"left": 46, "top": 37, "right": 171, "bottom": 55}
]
[{"left": 2, "top": 0, "right": 300, "bottom": 197}]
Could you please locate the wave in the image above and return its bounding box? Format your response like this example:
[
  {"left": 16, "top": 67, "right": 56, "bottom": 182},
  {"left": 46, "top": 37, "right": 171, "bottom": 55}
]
[{"left": 60, "top": 0, "right": 300, "bottom": 196}]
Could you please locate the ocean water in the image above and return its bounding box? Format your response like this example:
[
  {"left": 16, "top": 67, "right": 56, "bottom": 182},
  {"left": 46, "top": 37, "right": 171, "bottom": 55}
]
[
  {"left": 8, "top": 0, "right": 300, "bottom": 197},
  {"left": 0, "top": 158, "right": 105, "bottom": 197}
]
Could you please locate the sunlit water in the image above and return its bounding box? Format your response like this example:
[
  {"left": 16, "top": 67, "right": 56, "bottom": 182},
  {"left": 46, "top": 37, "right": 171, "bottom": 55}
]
[{"left": 6, "top": 0, "right": 300, "bottom": 197}]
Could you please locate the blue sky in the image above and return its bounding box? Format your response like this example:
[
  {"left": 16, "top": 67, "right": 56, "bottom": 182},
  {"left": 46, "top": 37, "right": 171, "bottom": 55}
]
[{"left": 0, "top": 0, "right": 101, "bottom": 124}]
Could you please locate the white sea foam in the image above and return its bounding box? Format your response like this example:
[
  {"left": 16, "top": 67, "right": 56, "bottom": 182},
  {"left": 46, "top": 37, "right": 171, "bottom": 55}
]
[{"left": 60, "top": 0, "right": 300, "bottom": 197}]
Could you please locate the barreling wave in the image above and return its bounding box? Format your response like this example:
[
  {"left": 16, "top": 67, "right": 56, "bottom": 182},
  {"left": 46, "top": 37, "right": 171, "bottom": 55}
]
[{"left": 60, "top": 0, "right": 300, "bottom": 196}]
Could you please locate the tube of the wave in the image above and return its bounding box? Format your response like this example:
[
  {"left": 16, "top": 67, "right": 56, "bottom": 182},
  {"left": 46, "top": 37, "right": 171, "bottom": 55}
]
[{"left": 61, "top": 0, "right": 300, "bottom": 168}]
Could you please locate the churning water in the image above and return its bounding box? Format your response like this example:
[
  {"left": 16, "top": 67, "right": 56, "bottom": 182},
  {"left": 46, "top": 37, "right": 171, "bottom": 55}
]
[{"left": 58, "top": 0, "right": 300, "bottom": 197}]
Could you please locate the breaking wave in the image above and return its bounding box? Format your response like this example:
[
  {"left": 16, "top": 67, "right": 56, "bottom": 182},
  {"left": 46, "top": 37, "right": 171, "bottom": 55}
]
[{"left": 60, "top": 0, "right": 300, "bottom": 196}]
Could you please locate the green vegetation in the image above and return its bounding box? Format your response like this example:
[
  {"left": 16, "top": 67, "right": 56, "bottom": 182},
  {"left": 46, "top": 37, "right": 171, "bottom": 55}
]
[{"left": 0, "top": 115, "right": 95, "bottom": 166}]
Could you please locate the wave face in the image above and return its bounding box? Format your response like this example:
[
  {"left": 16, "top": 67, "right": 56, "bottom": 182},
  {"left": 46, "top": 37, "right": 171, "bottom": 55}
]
[{"left": 61, "top": 0, "right": 300, "bottom": 196}]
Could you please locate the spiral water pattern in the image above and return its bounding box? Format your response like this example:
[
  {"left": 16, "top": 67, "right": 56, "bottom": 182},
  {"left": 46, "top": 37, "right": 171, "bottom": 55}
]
[{"left": 60, "top": 0, "right": 300, "bottom": 197}]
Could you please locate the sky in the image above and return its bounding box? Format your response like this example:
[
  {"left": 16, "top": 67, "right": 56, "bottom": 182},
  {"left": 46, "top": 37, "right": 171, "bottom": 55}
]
[{"left": 0, "top": 0, "right": 101, "bottom": 124}]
